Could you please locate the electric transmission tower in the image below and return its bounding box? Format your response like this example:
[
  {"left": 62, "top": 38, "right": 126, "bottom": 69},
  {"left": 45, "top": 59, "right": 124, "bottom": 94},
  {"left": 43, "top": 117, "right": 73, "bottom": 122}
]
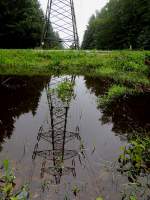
[{"left": 41, "top": 0, "right": 79, "bottom": 49}]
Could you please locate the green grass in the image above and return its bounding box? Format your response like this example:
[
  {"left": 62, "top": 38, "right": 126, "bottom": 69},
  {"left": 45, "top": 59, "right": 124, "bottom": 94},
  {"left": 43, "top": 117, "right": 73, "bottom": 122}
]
[
  {"left": 0, "top": 50, "right": 149, "bottom": 76},
  {"left": 0, "top": 160, "right": 29, "bottom": 199},
  {"left": 98, "top": 84, "right": 135, "bottom": 107},
  {"left": 48, "top": 79, "right": 74, "bottom": 103},
  {"left": 0, "top": 49, "right": 150, "bottom": 105},
  {"left": 118, "top": 135, "right": 150, "bottom": 200}
]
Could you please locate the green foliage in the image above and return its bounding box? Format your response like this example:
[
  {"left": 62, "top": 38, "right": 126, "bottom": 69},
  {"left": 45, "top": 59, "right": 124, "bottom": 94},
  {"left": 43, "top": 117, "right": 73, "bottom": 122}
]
[
  {"left": 49, "top": 80, "right": 75, "bottom": 103},
  {"left": 118, "top": 136, "right": 150, "bottom": 181},
  {"left": 96, "top": 197, "right": 104, "bottom": 200},
  {"left": 42, "top": 24, "right": 63, "bottom": 49},
  {"left": 0, "top": 0, "right": 42, "bottom": 48},
  {"left": 0, "top": 160, "right": 29, "bottom": 200},
  {"left": 82, "top": 0, "right": 150, "bottom": 50},
  {"left": 56, "top": 81, "right": 74, "bottom": 103},
  {"left": 63, "top": 194, "right": 70, "bottom": 200},
  {"left": 118, "top": 136, "right": 150, "bottom": 199},
  {"left": 0, "top": 0, "right": 61, "bottom": 48},
  {"left": 3, "top": 160, "right": 15, "bottom": 184},
  {"left": 99, "top": 84, "right": 135, "bottom": 107},
  {"left": 129, "top": 195, "right": 137, "bottom": 200},
  {"left": 72, "top": 185, "right": 80, "bottom": 196}
]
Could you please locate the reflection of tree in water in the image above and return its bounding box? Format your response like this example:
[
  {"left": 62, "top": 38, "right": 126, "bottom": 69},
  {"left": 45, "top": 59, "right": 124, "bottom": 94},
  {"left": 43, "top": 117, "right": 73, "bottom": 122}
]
[
  {"left": 84, "top": 76, "right": 150, "bottom": 136},
  {"left": 85, "top": 76, "right": 150, "bottom": 199},
  {"left": 0, "top": 76, "right": 50, "bottom": 151},
  {"left": 32, "top": 76, "right": 83, "bottom": 185},
  {"left": 84, "top": 76, "right": 112, "bottom": 97},
  {"left": 101, "top": 94, "right": 150, "bottom": 136}
]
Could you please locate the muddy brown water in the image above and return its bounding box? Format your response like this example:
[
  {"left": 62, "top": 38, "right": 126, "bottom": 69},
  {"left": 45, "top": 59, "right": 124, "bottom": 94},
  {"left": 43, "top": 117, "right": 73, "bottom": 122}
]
[{"left": 0, "top": 75, "right": 150, "bottom": 200}]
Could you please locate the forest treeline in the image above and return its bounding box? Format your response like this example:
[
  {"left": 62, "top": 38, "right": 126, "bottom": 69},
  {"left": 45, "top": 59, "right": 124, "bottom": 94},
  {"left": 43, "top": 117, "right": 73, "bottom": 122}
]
[
  {"left": 82, "top": 0, "right": 150, "bottom": 50},
  {"left": 0, "top": 0, "right": 60, "bottom": 48},
  {"left": 1, "top": 0, "right": 150, "bottom": 49}
]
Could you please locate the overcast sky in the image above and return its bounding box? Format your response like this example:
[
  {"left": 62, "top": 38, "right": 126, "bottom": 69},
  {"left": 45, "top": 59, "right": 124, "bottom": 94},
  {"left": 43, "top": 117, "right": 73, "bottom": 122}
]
[{"left": 39, "top": 0, "right": 108, "bottom": 42}]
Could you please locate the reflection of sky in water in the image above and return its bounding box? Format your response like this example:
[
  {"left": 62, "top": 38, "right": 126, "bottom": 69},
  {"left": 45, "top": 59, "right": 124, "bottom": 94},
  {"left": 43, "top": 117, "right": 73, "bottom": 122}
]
[{"left": 0, "top": 75, "right": 150, "bottom": 199}]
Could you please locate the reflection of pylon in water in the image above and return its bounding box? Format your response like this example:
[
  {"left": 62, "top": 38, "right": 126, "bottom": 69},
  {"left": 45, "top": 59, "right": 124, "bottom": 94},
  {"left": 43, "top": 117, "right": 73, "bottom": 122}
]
[{"left": 32, "top": 76, "right": 82, "bottom": 184}]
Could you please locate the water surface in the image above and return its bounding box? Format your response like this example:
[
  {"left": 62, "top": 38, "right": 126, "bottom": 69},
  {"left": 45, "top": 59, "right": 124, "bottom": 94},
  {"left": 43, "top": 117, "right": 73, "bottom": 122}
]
[{"left": 0, "top": 75, "right": 150, "bottom": 199}]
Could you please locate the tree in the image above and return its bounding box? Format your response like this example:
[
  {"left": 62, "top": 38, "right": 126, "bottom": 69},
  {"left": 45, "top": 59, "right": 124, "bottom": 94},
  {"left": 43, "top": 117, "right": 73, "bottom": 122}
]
[
  {"left": 0, "top": 0, "right": 61, "bottom": 48},
  {"left": 82, "top": 0, "right": 150, "bottom": 50},
  {"left": 42, "top": 22, "right": 63, "bottom": 49},
  {"left": 82, "top": 15, "right": 97, "bottom": 49}
]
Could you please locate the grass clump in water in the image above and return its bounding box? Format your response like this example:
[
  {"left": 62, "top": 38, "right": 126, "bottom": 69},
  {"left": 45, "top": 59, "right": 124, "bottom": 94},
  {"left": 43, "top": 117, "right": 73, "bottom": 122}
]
[
  {"left": 118, "top": 135, "right": 150, "bottom": 200},
  {"left": 99, "top": 84, "right": 135, "bottom": 107},
  {"left": 119, "top": 136, "right": 150, "bottom": 179},
  {"left": 56, "top": 80, "right": 74, "bottom": 103},
  {"left": 0, "top": 160, "right": 29, "bottom": 200},
  {"left": 49, "top": 79, "right": 75, "bottom": 104}
]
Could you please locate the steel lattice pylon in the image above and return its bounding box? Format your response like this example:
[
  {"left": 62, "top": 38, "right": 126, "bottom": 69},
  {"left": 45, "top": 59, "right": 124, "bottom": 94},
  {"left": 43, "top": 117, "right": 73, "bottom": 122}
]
[
  {"left": 41, "top": 0, "right": 79, "bottom": 49},
  {"left": 32, "top": 76, "right": 83, "bottom": 185}
]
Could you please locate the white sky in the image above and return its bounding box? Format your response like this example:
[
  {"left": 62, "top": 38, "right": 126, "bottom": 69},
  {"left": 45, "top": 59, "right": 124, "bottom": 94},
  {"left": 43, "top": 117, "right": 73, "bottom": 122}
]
[{"left": 39, "top": 0, "right": 108, "bottom": 43}]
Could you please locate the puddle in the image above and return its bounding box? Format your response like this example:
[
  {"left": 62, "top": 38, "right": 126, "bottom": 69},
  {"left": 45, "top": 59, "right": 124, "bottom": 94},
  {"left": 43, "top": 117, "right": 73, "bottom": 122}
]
[{"left": 0, "top": 75, "right": 150, "bottom": 199}]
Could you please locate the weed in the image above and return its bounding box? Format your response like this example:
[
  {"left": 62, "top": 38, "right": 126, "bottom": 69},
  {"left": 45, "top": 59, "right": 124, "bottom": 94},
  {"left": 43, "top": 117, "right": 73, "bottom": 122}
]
[
  {"left": 118, "top": 136, "right": 150, "bottom": 199},
  {"left": 0, "top": 160, "right": 29, "bottom": 200},
  {"left": 98, "top": 84, "right": 135, "bottom": 107},
  {"left": 64, "top": 193, "right": 70, "bottom": 200},
  {"left": 118, "top": 136, "right": 150, "bottom": 181},
  {"left": 129, "top": 195, "right": 137, "bottom": 200},
  {"left": 72, "top": 185, "right": 80, "bottom": 196},
  {"left": 96, "top": 197, "right": 104, "bottom": 200},
  {"left": 49, "top": 80, "right": 75, "bottom": 103},
  {"left": 2, "top": 160, "right": 15, "bottom": 184}
]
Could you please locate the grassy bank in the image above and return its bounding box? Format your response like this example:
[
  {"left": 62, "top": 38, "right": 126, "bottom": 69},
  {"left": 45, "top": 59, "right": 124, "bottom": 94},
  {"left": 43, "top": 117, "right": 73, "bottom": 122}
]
[
  {"left": 0, "top": 50, "right": 149, "bottom": 77},
  {"left": 0, "top": 49, "right": 109, "bottom": 75},
  {"left": 0, "top": 49, "right": 150, "bottom": 105}
]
